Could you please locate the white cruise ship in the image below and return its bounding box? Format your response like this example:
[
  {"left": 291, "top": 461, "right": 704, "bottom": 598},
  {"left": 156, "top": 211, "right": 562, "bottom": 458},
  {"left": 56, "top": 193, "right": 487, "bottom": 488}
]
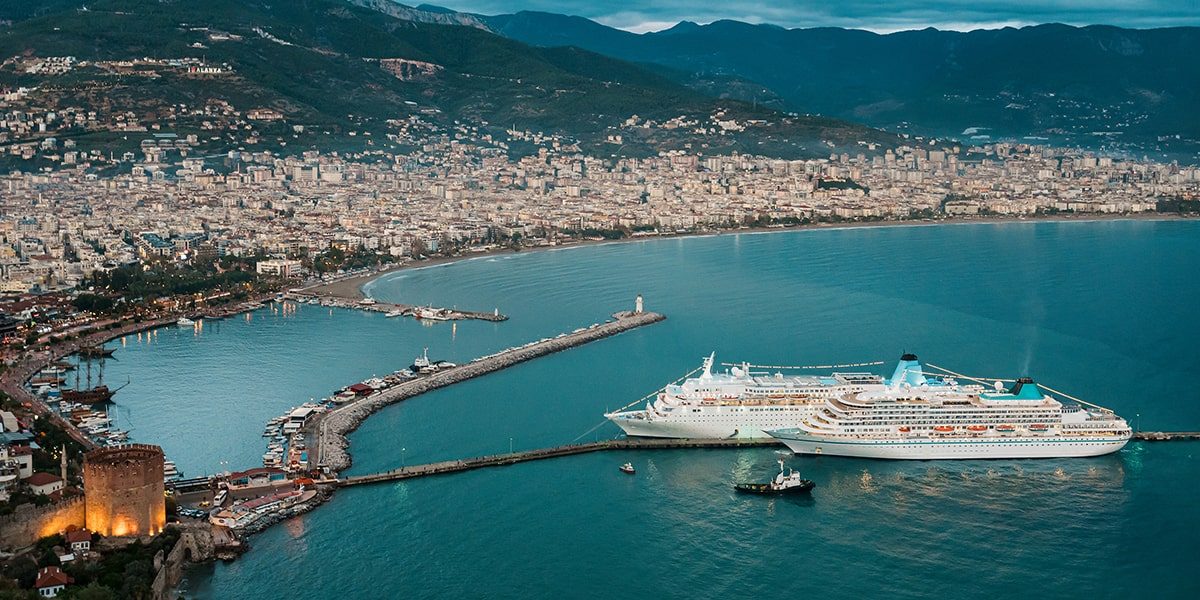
[
  {"left": 768, "top": 364, "right": 1131, "bottom": 460},
  {"left": 604, "top": 353, "right": 888, "bottom": 439}
]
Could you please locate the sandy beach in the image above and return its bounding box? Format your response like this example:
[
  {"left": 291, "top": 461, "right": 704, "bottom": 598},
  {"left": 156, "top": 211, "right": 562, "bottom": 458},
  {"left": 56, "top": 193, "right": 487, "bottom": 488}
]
[{"left": 306, "top": 212, "right": 1194, "bottom": 300}]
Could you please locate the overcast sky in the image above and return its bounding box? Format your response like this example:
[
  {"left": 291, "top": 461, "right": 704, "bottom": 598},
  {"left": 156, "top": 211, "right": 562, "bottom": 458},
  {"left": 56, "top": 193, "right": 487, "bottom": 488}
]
[{"left": 432, "top": 0, "right": 1200, "bottom": 33}]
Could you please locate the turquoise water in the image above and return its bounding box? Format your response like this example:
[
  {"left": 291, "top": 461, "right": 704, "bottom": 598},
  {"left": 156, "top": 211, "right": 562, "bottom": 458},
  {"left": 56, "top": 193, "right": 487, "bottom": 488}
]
[{"left": 100, "top": 221, "right": 1199, "bottom": 598}]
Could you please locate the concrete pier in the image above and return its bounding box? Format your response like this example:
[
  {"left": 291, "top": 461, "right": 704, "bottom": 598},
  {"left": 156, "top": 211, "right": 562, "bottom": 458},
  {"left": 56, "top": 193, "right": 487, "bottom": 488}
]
[
  {"left": 338, "top": 431, "right": 1200, "bottom": 487},
  {"left": 289, "top": 292, "right": 507, "bottom": 322},
  {"left": 338, "top": 438, "right": 779, "bottom": 486},
  {"left": 1133, "top": 431, "right": 1200, "bottom": 441},
  {"left": 306, "top": 309, "right": 666, "bottom": 473}
]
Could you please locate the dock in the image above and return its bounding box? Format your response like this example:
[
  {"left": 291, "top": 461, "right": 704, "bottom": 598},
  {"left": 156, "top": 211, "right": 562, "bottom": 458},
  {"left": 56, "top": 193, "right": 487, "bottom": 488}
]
[
  {"left": 339, "top": 438, "right": 778, "bottom": 486},
  {"left": 340, "top": 431, "right": 1200, "bottom": 487},
  {"left": 288, "top": 292, "right": 507, "bottom": 322},
  {"left": 306, "top": 306, "right": 665, "bottom": 473},
  {"left": 1134, "top": 431, "right": 1200, "bottom": 441}
]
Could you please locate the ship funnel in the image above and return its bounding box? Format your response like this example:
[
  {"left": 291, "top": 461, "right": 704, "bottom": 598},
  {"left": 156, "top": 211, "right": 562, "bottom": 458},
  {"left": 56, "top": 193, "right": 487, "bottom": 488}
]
[
  {"left": 700, "top": 352, "right": 715, "bottom": 380},
  {"left": 1008, "top": 377, "right": 1043, "bottom": 399},
  {"left": 890, "top": 353, "right": 927, "bottom": 387}
]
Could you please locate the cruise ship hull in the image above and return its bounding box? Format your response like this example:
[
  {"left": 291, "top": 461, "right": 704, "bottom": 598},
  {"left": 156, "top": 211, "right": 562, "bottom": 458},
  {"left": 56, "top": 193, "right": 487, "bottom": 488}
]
[
  {"left": 607, "top": 410, "right": 805, "bottom": 439},
  {"left": 772, "top": 432, "right": 1130, "bottom": 460}
]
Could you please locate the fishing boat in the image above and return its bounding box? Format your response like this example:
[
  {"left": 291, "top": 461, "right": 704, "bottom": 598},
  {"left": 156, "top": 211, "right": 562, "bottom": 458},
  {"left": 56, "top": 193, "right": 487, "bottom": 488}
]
[
  {"left": 734, "top": 458, "right": 815, "bottom": 495},
  {"left": 619, "top": 462, "right": 636, "bottom": 474}
]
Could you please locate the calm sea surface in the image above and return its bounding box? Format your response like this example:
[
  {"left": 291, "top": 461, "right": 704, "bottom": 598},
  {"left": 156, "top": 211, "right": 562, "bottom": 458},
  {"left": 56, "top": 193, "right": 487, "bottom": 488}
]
[{"left": 90, "top": 221, "right": 1200, "bottom": 599}]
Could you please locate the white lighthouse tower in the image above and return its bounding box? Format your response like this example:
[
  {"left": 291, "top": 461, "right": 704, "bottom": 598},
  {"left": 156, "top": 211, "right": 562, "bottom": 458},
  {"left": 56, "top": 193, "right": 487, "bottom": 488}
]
[{"left": 635, "top": 294, "right": 644, "bottom": 314}]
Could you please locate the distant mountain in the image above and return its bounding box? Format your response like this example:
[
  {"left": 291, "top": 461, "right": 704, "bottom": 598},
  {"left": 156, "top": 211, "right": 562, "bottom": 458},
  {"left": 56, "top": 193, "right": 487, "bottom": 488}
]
[
  {"left": 479, "top": 11, "right": 1200, "bottom": 147},
  {"left": 0, "top": 0, "right": 889, "bottom": 159},
  {"left": 345, "top": 0, "right": 490, "bottom": 30}
]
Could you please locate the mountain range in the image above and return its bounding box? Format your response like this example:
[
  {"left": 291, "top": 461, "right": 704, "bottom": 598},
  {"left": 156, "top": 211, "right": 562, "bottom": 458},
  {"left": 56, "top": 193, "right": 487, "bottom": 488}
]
[
  {"left": 0, "top": 0, "right": 891, "bottom": 160},
  {"left": 3, "top": 0, "right": 1196, "bottom": 162}
]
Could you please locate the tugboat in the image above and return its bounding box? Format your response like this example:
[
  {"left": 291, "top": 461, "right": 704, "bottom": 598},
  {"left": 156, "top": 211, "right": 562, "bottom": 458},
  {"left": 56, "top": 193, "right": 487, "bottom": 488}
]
[
  {"left": 734, "top": 458, "right": 814, "bottom": 495},
  {"left": 619, "top": 462, "right": 636, "bottom": 474}
]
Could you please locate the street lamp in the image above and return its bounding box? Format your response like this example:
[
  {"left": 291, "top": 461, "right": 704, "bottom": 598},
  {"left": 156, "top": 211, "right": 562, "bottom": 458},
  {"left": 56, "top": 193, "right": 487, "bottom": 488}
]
[
  {"left": 509, "top": 437, "right": 513, "bottom": 454},
  {"left": 401, "top": 447, "right": 406, "bottom": 468}
]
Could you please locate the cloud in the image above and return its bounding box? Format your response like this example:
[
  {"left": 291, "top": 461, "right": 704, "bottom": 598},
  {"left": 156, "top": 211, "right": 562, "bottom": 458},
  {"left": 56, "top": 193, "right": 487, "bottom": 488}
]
[{"left": 434, "top": 0, "right": 1200, "bottom": 32}]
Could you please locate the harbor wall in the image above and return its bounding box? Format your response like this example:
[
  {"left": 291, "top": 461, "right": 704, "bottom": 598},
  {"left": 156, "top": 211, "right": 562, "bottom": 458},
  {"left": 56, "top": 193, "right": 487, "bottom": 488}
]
[
  {"left": 151, "top": 526, "right": 215, "bottom": 600},
  {"left": 308, "top": 310, "right": 665, "bottom": 473},
  {"left": 0, "top": 496, "right": 86, "bottom": 551}
]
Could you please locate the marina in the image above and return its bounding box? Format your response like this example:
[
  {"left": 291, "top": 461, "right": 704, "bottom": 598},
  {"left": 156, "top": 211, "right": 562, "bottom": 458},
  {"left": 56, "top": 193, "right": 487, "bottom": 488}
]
[
  {"left": 305, "top": 301, "right": 665, "bottom": 473},
  {"left": 62, "top": 221, "right": 1193, "bottom": 600}
]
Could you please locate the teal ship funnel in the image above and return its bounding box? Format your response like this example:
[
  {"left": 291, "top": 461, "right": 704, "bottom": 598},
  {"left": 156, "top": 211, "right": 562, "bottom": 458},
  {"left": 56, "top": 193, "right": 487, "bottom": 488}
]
[{"left": 890, "top": 353, "right": 927, "bottom": 387}]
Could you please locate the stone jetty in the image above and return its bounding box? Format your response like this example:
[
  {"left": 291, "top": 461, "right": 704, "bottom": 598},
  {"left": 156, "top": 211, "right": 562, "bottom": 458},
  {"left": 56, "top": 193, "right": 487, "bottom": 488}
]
[{"left": 306, "top": 308, "right": 665, "bottom": 473}]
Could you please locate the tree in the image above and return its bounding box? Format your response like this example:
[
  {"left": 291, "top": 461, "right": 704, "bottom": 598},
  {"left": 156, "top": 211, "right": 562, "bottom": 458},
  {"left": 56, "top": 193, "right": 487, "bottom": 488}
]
[{"left": 65, "top": 583, "right": 119, "bottom": 600}]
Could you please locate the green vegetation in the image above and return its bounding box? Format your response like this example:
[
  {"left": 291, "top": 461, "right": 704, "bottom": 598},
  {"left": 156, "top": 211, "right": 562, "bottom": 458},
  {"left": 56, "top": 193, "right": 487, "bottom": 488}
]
[
  {"left": 816, "top": 178, "right": 869, "bottom": 193},
  {"left": 308, "top": 246, "right": 393, "bottom": 274},
  {"left": 1156, "top": 197, "right": 1200, "bottom": 214},
  {"left": 0, "top": 0, "right": 890, "bottom": 159},
  {"left": 0, "top": 528, "right": 181, "bottom": 599},
  {"left": 83, "top": 263, "right": 258, "bottom": 303}
]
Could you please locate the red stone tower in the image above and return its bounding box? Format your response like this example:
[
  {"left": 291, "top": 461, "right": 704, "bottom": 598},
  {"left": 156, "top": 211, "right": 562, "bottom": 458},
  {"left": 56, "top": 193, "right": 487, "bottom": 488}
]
[{"left": 83, "top": 444, "right": 166, "bottom": 537}]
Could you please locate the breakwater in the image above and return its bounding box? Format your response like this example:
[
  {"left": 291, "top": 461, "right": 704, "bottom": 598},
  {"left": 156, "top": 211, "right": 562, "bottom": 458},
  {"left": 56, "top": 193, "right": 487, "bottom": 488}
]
[
  {"left": 289, "top": 292, "right": 507, "bottom": 322},
  {"left": 340, "top": 432, "right": 1200, "bottom": 487},
  {"left": 339, "top": 438, "right": 779, "bottom": 486},
  {"left": 1134, "top": 431, "right": 1200, "bottom": 441},
  {"left": 304, "top": 309, "right": 665, "bottom": 473}
]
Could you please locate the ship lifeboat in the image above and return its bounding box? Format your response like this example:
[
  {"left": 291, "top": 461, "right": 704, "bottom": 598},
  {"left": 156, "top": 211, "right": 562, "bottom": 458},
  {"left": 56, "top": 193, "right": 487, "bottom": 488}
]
[
  {"left": 933, "top": 425, "right": 954, "bottom": 433},
  {"left": 1029, "top": 424, "right": 1049, "bottom": 431},
  {"left": 897, "top": 426, "right": 911, "bottom": 433},
  {"left": 996, "top": 424, "right": 1016, "bottom": 432},
  {"left": 967, "top": 425, "right": 987, "bottom": 432}
]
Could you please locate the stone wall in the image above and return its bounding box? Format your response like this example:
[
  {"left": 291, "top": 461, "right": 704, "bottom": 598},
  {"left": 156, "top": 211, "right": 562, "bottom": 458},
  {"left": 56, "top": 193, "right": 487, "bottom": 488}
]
[
  {"left": 0, "top": 496, "right": 86, "bottom": 550},
  {"left": 151, "top": 525, "right": 216, "bottom": 600}
]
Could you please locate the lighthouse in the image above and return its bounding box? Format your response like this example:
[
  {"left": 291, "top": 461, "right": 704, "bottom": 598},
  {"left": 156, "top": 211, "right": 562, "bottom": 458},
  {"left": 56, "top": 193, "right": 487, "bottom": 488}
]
[{"left": 635, "top": 294, "right": 644, "bottom": 314}]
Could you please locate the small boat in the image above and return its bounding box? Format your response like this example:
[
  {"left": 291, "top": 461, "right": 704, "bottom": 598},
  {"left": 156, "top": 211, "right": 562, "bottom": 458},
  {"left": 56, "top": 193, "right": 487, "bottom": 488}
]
[
  {"left": 734, "top": 458, "right": 815, "bottom": 495},
  {"left": 177, "top": 317, "right": 196, "bottom": 327},
  {"left": 77, "top": 346, "right": 115, "bottom": 358},
  {"left": 619, "top": 462, "right": 636, "bottom": 474}
]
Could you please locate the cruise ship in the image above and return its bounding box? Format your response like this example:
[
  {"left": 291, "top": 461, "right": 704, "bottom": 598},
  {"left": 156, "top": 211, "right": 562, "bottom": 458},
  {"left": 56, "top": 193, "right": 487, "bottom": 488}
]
[
  {"left": 604, "top": 353, "right": 888, "bottom": 439},
  {"left": 768, "top": 359, "right": 1132, "bottom": 459}
]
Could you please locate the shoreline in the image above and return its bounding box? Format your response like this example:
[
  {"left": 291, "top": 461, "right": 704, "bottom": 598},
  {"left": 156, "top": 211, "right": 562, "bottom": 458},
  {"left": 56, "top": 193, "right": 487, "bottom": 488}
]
[
  {"left": 0, "top": 294, "right": 278, "bottom": 450},
  {"left": 308, "top": 212, "right": 1194, "bottom": 300}
]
